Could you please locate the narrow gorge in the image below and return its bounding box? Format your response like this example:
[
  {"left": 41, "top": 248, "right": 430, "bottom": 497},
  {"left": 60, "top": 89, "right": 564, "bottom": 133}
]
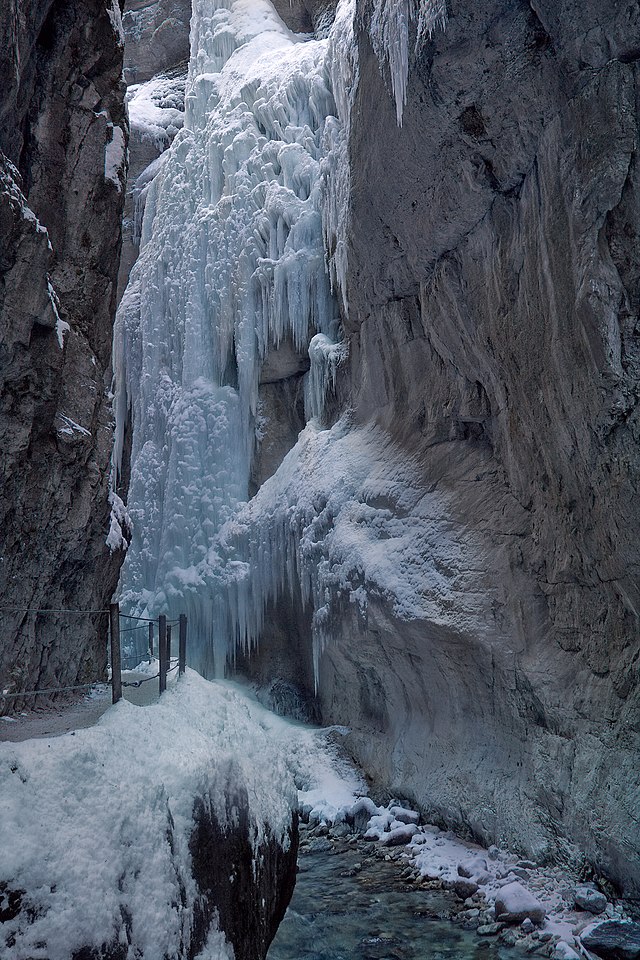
[{"left": 1, "top": 0, "right": 639, "bottom": 956}]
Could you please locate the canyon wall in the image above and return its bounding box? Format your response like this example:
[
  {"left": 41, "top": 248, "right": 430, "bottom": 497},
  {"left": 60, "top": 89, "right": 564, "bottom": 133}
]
[
  {"left": 0, "top": 0, "right": 128, "bottom": 705},
  {"left": 246, "top": 0, "right": 640, "bottom": 904}
]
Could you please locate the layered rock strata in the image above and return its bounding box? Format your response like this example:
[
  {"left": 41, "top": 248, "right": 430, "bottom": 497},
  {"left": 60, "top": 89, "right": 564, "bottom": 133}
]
[{"left": 0, "top": 0, "right": 128, "bottom": 706}]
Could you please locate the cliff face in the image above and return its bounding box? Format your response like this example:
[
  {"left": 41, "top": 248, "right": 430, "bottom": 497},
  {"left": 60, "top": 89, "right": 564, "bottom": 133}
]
[
  {"left": 0, "top": 1, "right": 128, "bottom": 704},
  {"left": 244, "top": 0, "right": 640, "bottom": 903}
]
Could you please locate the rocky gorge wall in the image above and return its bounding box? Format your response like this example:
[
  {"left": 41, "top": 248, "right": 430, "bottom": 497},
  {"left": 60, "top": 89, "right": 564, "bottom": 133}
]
[
  {"left": 0, "top": 1, "right": 128, "bottom": 705},
  {"left": 240, "top": 0, "right": 640, "bottom": 906}
]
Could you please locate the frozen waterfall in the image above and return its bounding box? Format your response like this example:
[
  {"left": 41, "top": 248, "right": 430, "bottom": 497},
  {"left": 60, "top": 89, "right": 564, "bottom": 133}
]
[
  {"left": 113, "top": 0, "right": 448, "bottom": 679},
  {"left": 113, "top": 0, "right": 348, "bottom": 673}
]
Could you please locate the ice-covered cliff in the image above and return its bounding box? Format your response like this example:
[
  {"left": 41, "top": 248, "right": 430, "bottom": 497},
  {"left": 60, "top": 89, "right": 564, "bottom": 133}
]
[{"left": 115, "top": 0, "right": 640, "bottom": 905}]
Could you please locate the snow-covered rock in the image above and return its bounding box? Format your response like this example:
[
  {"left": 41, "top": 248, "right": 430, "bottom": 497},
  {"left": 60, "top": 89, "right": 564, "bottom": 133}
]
[
  {"left": 0, "top": 673, "right": 362, "bottom": 959},
  {"left": 494, "top": 882, "right": 545, "bottom": 926}
]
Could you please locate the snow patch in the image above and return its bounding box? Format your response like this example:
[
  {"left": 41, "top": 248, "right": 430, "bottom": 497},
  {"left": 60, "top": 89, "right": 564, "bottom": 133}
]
[{"left": 104, "top": 123, "right": 126, "bottom": 191}]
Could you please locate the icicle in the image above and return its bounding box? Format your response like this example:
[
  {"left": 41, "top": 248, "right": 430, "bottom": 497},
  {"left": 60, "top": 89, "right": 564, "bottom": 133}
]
[{"left": 369, "top": 0, "right": 448, "bottom": 126}]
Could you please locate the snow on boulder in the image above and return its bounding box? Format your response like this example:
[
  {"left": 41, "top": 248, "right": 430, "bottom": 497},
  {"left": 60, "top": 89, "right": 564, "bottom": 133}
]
[
  {"left": 379, "top": 823, "right": 420, "bottom": 847},
  {"left": 554, "top": 942, "right": 582, "bottom": 960},
  {"left": 494, "top": 881, "right": 546, "bottom": 925},
  {"left": 348, "top": 796, "right": 383, "bottom": 833},
  {"left": 458, "top": 856, "right": 488, "bottom": 879},
  {"left": 389, "top": 805, "right": 419, "bottom": 825},
  {"left": 0, "top": 673, "right": 355, "bottom": 960}
]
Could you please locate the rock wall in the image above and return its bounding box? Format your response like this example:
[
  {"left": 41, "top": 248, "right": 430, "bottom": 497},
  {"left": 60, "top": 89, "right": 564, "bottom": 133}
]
[
  {"left": 243, "top": 0, "right": 640, "bottom": 905},
  {"left": 0, "top": 1, "right": 128, "bottom": 707},
  {"left": 116, "top": 0, "right": 190, "bottom": 301}
]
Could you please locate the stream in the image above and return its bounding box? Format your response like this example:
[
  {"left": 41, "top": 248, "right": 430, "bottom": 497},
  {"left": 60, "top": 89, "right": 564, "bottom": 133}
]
[{"left": 268, "top": 831, "right": 531, "bottom": 960}]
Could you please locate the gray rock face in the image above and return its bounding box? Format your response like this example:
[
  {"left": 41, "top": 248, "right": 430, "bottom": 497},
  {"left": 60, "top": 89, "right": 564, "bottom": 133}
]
[
  {"left": 319, "top": 0, "right": 640, "bottom": 902},
  {"left": 0, "top": 0, "right": 128, "bottom": 707},
  {"left": 241, "top": 0, "right": 640, "bottom": 907},
  {"left": 122, "top": 0, "right": 192, "bottom": 84},
  {"left": 582, "top": 921, "right": 640, "bottom": 960},
  {"left": 117, "top": 0, "right": 189, "bottom": 300}
]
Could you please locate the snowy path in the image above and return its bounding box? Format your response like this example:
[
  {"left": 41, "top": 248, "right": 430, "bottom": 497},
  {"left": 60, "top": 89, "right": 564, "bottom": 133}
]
[{"left": 0, "top": 663, "right": 177, "bottom": 743}]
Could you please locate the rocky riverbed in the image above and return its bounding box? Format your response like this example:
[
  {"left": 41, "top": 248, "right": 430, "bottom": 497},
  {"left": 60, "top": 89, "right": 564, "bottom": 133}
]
[{"left": 273, "top": 802, "right": 640, "bottom": 960}]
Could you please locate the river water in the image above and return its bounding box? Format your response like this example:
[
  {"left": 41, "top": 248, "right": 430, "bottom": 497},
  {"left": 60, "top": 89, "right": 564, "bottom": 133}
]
[{"left": 269, "top": 833, "right": 531, "bottom": 960}]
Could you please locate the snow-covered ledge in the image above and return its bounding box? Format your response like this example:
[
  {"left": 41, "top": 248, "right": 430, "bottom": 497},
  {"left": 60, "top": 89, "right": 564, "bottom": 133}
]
[{"left": 0, "top": 675, "right": 306, "bottom": 959}]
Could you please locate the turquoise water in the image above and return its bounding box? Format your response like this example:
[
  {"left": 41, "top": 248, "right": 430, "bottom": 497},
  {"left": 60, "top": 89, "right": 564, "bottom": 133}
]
[{"left": 268, "top": 836, "right": 530, "bottom": 960}]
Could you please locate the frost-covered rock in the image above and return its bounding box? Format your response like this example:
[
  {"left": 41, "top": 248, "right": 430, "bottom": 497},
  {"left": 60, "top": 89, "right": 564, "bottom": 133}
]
[
  {"left": 574, "top": 886, "right": 608, "bottom": 915},
  {"left": 494, "top": 882, "right": 545, "bottom": 926}
]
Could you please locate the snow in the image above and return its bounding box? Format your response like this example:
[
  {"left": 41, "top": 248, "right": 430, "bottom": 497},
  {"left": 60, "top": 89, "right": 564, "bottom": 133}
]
[
  {"left": 222, "top": 417, "right": 485, "bottom": 688},
  {"left": 106, "top": 490, "right": 131, "bottom": 552},
  {"left": 104, "top": 122, "right": 126, "bottom": 191},
  {"left": 127, "top": 72, "right": 186, "bottom": 151},
  {"left": 55, "top": 413, "right": 91, "bottom": 437},
  {"left": 0, "top": 672, "right": 364, "bottom": 959},
  {"left": 47, "top": 277, "right": 69, "bottom": 348}
]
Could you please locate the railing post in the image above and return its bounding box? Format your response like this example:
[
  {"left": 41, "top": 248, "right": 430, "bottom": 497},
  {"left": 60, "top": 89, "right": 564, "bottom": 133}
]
[
  {"left": 166, "top": 624, "right": 172, "bottom": 669},
  {"left": 148, "top": 621, "right": 154, "bottom": 659},
  {"left": 179, "top": 615, "right": 187, "bottom": 676},
  {"left": 158, "top": 614, "right": 167, "bottom": 695},
  {"left": 110, "top": 603, "right": 122, "bottom": 704}
]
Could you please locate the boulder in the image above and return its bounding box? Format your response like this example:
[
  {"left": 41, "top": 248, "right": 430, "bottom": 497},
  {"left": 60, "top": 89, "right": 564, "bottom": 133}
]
[
  {"left": 574, "top": 886, "right": 608, "bottom": 915},
  {"left": 494, "top": 882, "right": 545, "bottom": 925},
  {"left": 582, "top": 921, "right": 640, "bottom": 960}
]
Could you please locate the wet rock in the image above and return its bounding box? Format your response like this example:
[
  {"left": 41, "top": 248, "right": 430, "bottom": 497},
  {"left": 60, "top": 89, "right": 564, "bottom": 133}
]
[
  {"left": 453, "top": 879, "right": 479, "bottom": 900},
  {"left": 488, "top": 846, "right": 500, "bottom": 861},
  {"left": 495, "top": 882, "right": 545, "bottom": 926},
  {"left": 478, "top": 923, "right": 505, "bottom": 936},
  {"left": 307, "top": 838, "right": 333, "bottom": 854},
  {"left": 581, "top": 921, "right": 640, "bottom": 960}
]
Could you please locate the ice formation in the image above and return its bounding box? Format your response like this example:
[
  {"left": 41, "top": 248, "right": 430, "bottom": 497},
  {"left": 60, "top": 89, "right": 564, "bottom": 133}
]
[
  {"left": 114, "top": 0, "right": 454, "bottom": 680},
  {"left": 113, "top": 0, "right": 348, "bottom": 672},
  {"left": 222, "top": 418, "right": 486, "bottom": 688},
  {"left": 369, "top": 0, "right": 447, "bottom": 125}
]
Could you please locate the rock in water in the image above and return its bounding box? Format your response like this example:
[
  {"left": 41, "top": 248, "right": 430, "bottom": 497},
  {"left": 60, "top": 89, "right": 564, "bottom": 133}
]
[
  {"left": 494, "top": 882, "right": 545, "bottom": 925},
  {"left": 582, "top": 922, "right": 640, "bottom": 960}
]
